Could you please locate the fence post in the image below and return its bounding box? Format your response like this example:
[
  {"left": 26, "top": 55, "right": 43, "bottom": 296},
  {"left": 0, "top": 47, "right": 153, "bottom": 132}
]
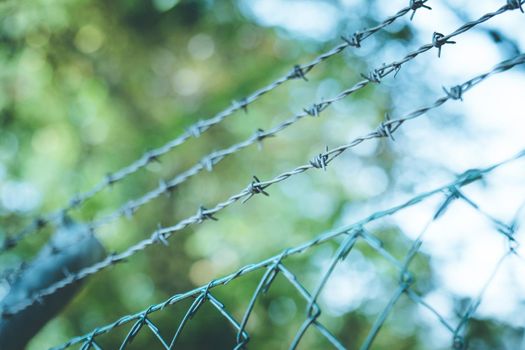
[{"left": 0, "top": 218, "right": 105, "bottom": 350}]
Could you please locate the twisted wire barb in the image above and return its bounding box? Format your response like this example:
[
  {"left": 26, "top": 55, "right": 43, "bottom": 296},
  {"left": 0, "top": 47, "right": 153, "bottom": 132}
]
[
  {"left": 0, "top": 0, "right": 428, "bottom": 254},
  {"left": 4, "top": 49, "right": 524, "bottom": 318},
  {"left": 51, "top": 149, "right": 525, "bottom": 349},
  {"left": 365, "top": 0, "right": 525, "bottom": 80}
]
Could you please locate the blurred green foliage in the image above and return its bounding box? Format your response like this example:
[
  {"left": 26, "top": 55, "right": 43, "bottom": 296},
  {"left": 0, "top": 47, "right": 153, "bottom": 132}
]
[{"left": 0, "top": 0, "right": 516, "bottom": 349}]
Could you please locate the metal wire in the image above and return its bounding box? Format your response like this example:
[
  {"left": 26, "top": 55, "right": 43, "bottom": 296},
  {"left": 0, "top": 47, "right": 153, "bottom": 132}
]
[
  {"left": 3, "top": 47, "right": 524, "bottom": 318},
  {"left": 0, "top": 0, "right": 464, "bottom": 280},
  {"left": 64, "top": 0, "right": 525, "bottom": 234},
  {"left": 51, "top": 149, "right": 525, "bottom": 350},
  {"left": 0, "top": 0, "right": 431, "bottom": 254},
  {"left": 3, "top": 0, "right": 520, "bottom": 287},
  {"left": 1, "top": 2, "right": 523, "bottom": 347},
  {"left": 9, "top": 0, "right": 519, "bottom": 261}
]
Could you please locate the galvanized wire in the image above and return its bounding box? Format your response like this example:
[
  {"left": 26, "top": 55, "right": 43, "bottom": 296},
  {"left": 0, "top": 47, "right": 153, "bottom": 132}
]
[
  {"left": 2, "top": 3, "right": 524, "bottom": 347},
  {"left": 3, "top": 0, "right": 521, "bottom": 289},
  {"left": 50, "top": 149, "right": 525, "bottom": 350},
  {"left": 0, "top": 0, "right": 431, "bottom": 254},
  {"left": 0, "top": 0, "right": 458, "bottom": 280},
  {"left": 64, "top": 0, "right": 525, "bottom": 234},
  {"left": 3, "top": 47, "right": 524, "bottom": 318},
  {"left": 18, "top": 0, "right": 522, "bottom": 252}
]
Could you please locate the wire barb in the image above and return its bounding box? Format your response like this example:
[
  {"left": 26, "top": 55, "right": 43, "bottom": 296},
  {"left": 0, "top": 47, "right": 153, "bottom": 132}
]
[
  {"left": 507, "top": 0, "right": 524, "bottom": 13},
  {"left": 68, "top": 196, "right": 82, "bottom": 208},
  {"left": 157, "top": 179, "right": 171, "bottom": 197},
  {"left": 105, "top": 173, "right": 116, "bottom": 186},
  {"left": 409, "top": 0, "right": 432, "bottom": 20},
  {"left": 232, "top": 98, "right": 249, "bottom": 113},
  {"left": 376, "top": 113, "right": 396, "bottom": 141},
  {"left": 341, "top": 33, "right": 362, "bottom": 48},
  {"left": 187, "top": 120, "right": 206, "bottom": 138},
  {"left": 290, "top": 64, "right": 308, "bottom": 81},
  {"left": 200, "top": 155, "right": 216, "bottom": 172},
  {"left": 303, "top": 102, "right": 328, "bottom": 117},
  {"left": 196, "top": 206, "right": 219, "bottom": 223},
  {"left": 310, "top": 146, "right": 330, "bottom": 171},
  {"left": 145, "top": 151, "right": 161, "bottom": 164},
  {"left": 153, "top": 225, "right": 169, "bottom": 246},
  {"left": 361, "top": 69, "right": 382, "bottom": 83},
  {"left": 432, "top": 32, "right": 456, "bottom": 57},
  {"left": 443, "top": 85, "right": 464, "bottom": 100},
  {"left": 253, "top": 128, "right": 274, "bottom": 150},
  {"left": 242, "top": 176, "right": 270, "bottom": 204}
]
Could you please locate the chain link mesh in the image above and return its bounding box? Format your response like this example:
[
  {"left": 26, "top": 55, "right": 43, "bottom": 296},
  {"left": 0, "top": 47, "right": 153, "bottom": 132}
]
[{"left": 51, "top": 150, "right": 525, "bottom": 349}]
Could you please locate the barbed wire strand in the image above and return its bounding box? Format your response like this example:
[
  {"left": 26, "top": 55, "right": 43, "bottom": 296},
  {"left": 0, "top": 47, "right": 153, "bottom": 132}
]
[
  {"left": 0, "top": 0, "right": 433, "bottom": 254},
  {"left": 28, "top": 4, "right": 525, "bottom": 258},
  {"left": 84, "top": 2, "right": 446, "bottom": 231},
  {"left": 4, "top": 0, "right": 521, "bottom": 287},
  {"left": 50, "top": 149, "right": 525, "bottom": 350},
  {"left": 81, "top": 2, "right": 525, "bottom": 232},
  {"left": 0, "top": 0, "right": 490, "bottom": 279},
  {"left": 4, "top": 48, "right": 524, "bottom": 318}
]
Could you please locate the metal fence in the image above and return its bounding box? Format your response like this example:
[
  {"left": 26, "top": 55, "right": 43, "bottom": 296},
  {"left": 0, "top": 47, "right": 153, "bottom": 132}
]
[
  {"left": 50, "top": 150, "right": 525, "bottom": 350},
  {"left": 0, "top": 0, "right": 432, "bottom": 254},
  {"left": 1, "top": 0, "right": 525, "bottom": 349}
]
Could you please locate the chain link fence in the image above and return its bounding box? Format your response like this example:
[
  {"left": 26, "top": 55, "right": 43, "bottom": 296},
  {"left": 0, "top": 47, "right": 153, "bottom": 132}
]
[{"left": 52, "top": 150, "right": 525, "bottom": 349}]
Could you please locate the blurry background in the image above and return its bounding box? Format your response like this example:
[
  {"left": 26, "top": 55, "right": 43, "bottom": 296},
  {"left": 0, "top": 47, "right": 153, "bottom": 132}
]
[{"left": 0, "top": 0, "right": 524, "bottom": 349}]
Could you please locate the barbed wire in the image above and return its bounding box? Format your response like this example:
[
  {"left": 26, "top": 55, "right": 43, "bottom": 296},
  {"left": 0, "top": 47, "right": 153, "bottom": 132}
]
[
  {"left": 66, "top": 0, "right": 525, "bottom": 233},
  {"left": 85, "top": 3, "right": 441, "bottom": 230},
  {"left": 3, "top": 46, "right": 524, "bottom": 318},
  {"left": 23, "top": 1, "right": 524, "bottom": 253},
  {"left": 0, "top": 0, "right": 471, "bottom": 280},
  {"left": 3, "top": 0, "right": 521, "bottom": 291},
  {"left": 0, "top": 0, "right": 433, "bottom": 254},
  {"left": 444, "top": 0, "right": 522, "bottom": 56},
  {"left": 0, "top": 2, "right": 522, "bottom": 350},
  {"left": 50, "top": 150, "right": 525, "bottom": 349}
]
